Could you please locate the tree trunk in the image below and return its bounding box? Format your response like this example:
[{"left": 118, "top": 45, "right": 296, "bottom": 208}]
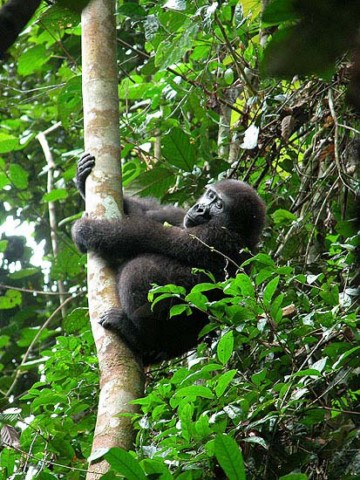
[{"left": 81, "top": 1, "right": 144, "bottom": 478}]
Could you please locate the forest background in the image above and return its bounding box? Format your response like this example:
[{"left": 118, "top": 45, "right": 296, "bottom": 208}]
[{"left": 0, "top": 0, "right": 359, "bottom": 479}]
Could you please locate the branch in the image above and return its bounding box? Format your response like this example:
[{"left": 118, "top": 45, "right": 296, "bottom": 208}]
[{"left": 36, "top": 122, "right": 67, "bottom": 318}]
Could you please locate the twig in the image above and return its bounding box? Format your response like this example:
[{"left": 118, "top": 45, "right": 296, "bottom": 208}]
[
  {"left": 36, "top": 123, "right": 68, "bottom": 318},
  {"left": 328, "top": 88, "right": 357, "bottom": 194},
  {"left": 0, "top": 283, "right": 74, "bottom": 296}
]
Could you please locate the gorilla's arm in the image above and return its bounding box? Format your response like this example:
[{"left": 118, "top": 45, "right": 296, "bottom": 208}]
[
  {"left": 123, "top": 197, "right": 185, "bottom": 227},
  {"left": 72, "top": 216, "right": 241, "bottom": 269},
  {"left": 76, "top": 153, "right": 185, "bottom": 227}
]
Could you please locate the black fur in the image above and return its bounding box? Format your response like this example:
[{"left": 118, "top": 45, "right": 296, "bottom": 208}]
[{"left": 72, "top": 153, "right": 266, "bottom": 364}]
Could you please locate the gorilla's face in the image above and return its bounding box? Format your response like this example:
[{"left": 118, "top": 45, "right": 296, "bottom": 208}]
[{"left": 184, "top": 185, "right": 226, "bottom": 228}]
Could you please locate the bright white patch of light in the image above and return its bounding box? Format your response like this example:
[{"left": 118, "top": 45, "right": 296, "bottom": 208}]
[{"left": 0, "top": 216, "right": 47, "bottom": 268}]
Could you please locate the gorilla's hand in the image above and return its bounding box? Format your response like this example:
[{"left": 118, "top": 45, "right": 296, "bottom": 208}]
[{"left": 76, "top": 153, "right": 95, "bottom": 199}]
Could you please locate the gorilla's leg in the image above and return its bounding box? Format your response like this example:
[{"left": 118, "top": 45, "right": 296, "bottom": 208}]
[{"left": 99, "top": 307, "right": 144, "bottom": 354}]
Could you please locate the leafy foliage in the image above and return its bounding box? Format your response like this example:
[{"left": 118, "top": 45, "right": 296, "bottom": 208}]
[{"left": 0, "top": 0, "right": 358, "bottom": 479}]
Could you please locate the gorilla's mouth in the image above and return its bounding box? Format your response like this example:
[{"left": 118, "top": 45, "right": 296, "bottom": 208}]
[
  {"left": 183, "top": 214, "right": 196, "bottom": 228},
  {"left": 184, "top": 213, "right": 209, "bottom": 228}
]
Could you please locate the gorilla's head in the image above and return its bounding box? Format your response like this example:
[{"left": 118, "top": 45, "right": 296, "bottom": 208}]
[{"left": 184, "top": 180, "right": 265, "bottom": 249}]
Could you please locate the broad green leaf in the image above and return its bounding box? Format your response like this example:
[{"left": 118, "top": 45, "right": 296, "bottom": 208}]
[
  {"left": 215, "top": 369, "right": 237, "bottom": 397},
  {"left": 142, "top": 459, "right": 172, "bottom": 480},
  {"left": 226, "top": 273, "right": 254, "bottom": 298},
  {"left": 195, "top": 414, "right": 211, "bottom": 438},
  {"left": 185, "top": 291, "right": 208, "bottom": 310},
  {"left": 42, "top": 189, "right": 69, "bottom": 202},
  {"left": 333, "top": 346, "right": 360, "bottom": 369},
  {"left": 242, "top": 436, "right": 268, "bottom": 450},
  {"left": 105, "top": 448, "right": 147, "bottom": 480},
  {"left": 63, "top": 308, "right": 89, "bottom": 334},
  {"left": 162, "top": 128, "right": 196, "bottom": 171},
  {"left": 292, "top": 369, "right": 322, "bottom": 378},
  {"left": 169, "top": 303, "right": 191, "bottom": 318},
  {"left": 175, "top": 386, "right": 214, "bottom": 399},
  {"left": 271, "top": 209, "right": 297, "bottom": 225},
  {"left": 9, "top": 164, "right": 29, "bottom": 190},
  {"left": 279, "top": 474, "right": 308, "bottom": 480},
  {"left": 18, "top": 45, "right": 50, "bottom": 76},
  {"left": 122, "top": 159, "right": 146, "bottom": 187},
  {"left": 263, "top": 276, "right": 280, "bottom": 307},
  {"left": 0, "top": 448, "right": 15, "bottom": 476},
  {"left": 128, "top": 167, "right": 175, "bottom": 198},
  {"left": 0, "top": 290, "right": 22, "bottom": 310},
  {"left": 0, "top": 335, "right": 10, "bottom": 348},
  {"left": 270, "top": 293, "right": 284, "bottom": 322},
  {"left": 217, "top": 331, "right": 234, "bottom": 365},
  {"left": 214, "top": 434, "right": 246, "bottom": 480},
  {"left": 118, "top": 4, "right": 146, "bottom": 17},
  {"left": 0, "top": 133, "right": 20, "bottom": 153},
  {"left": 58, "top": 76, "right": 82, "bottom": 128},
  {"left": 251, "top": 369, "right": 267, "bottom": 386},
  {"left": 9, "top": 268, "right": 40, "bottom": 280},
  {"left": 32, "top": 392, "right": 65, "bottom": 409},
  {"left": 155, "top": 23, "right": 198, "bottom": 70}
]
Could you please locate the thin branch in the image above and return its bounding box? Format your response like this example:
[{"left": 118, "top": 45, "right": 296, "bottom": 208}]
[
  {"left": 328, "top": 88, "right": 357, "bottom": 194},
  {"left": 36, "top": 123, "right": 68, "bottom": 318},
  {"left": 0, "top": 283, "right": 74, "bottom": 296}
]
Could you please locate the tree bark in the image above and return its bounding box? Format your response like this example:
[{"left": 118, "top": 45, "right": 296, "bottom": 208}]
[{"left": 81, "top": 1, "right": 144, "bottom": 478}]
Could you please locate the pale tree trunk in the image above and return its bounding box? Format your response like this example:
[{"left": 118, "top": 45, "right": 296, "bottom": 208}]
[{"left": 81, "top": 1, "right": 144, "bottom": 479}]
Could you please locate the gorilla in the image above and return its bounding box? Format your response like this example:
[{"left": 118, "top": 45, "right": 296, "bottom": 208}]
[{"left": 72, "top": 153, "right": 266, "bottom": 365}]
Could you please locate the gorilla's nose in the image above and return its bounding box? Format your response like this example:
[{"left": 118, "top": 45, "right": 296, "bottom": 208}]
[{"left": 195, "top": 203, "right": 209, "bottom": 215}]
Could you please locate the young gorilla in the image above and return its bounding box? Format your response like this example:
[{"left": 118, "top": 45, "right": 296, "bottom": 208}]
[{"left": 72, "top": 153, "right": 266, "bottom": 365}]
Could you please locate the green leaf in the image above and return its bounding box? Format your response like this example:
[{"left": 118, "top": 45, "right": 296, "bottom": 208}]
[
  {"left": 185, "top": 291, "right": 208, "bottom": 310},
  {"left": 226, "top": 273, "right": 255, "bottom": 297},
  {"left": 9, "top": 268, "right": 40, "bottom": 280},
  {"left": 291, "top": 368, "right": 322, "bottom": 378},
  {"left": 263, "top": 276, "right": 280, "bottom": 307},
  {"left": 18, "top": 45, "right": 50, "bottom": 76},
  {"left": 214, "top": 434, "right": 246, "bottom": 480},
  {"left": 63, "top": 308, "right": 89, "bottom": 334},
  {"left": 105, "top": 448, "right": 147, "bottom": 480},
  {"left": 0, "top": 448, "right": 15, "bottom": 476},
  {"left": 271, "top": 209, "right": 297, "bottom": 225},
  {"left": 9, "top": 164, "right": 29, "bottom": 190},
  {"left": 251, "top": 369, "right": 267, "bottom": 386},
  {"left": 42, "top": 189, "right": 69, "bottom": 202},
  {"left": 279, "top": 474, "right": 308, "bottom": 480},
  {"left": 118, "top": 3, "right": 146, "bottom": 17},
  {"left": 215, "top": 369, "right": 237, "bottom": 397},
  {"left": 142, "top": 458, "right": 172, "bottom": 480},
  {"left": 169, "top": 303, "right": 191, "bottom": 318},
  {"left": 155, "top": 22, "right": 198, "bottom": 70},
  {"left": 162, "top": 128, "right": 196, "bottom": 171},
  {"left": 128, "top": 167, "right": 175, "bottom": 198},
  {"left": 333, "top": 346, "right": 360, "bottom": 369},
  {"left": 175, "top": 386, "right": 214, "bottom": 399},
  {"left": 217, "top": 331, "right": 234, "bottom": 365},
  {"left": 0, "top": 290, "right": 22, "bottom": 310},
  {"left": 0, "top": 133, "right": 20, "bottom": 153},
  {"left": 57, "top": 76, "right": 82, "bottom": 128}
]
